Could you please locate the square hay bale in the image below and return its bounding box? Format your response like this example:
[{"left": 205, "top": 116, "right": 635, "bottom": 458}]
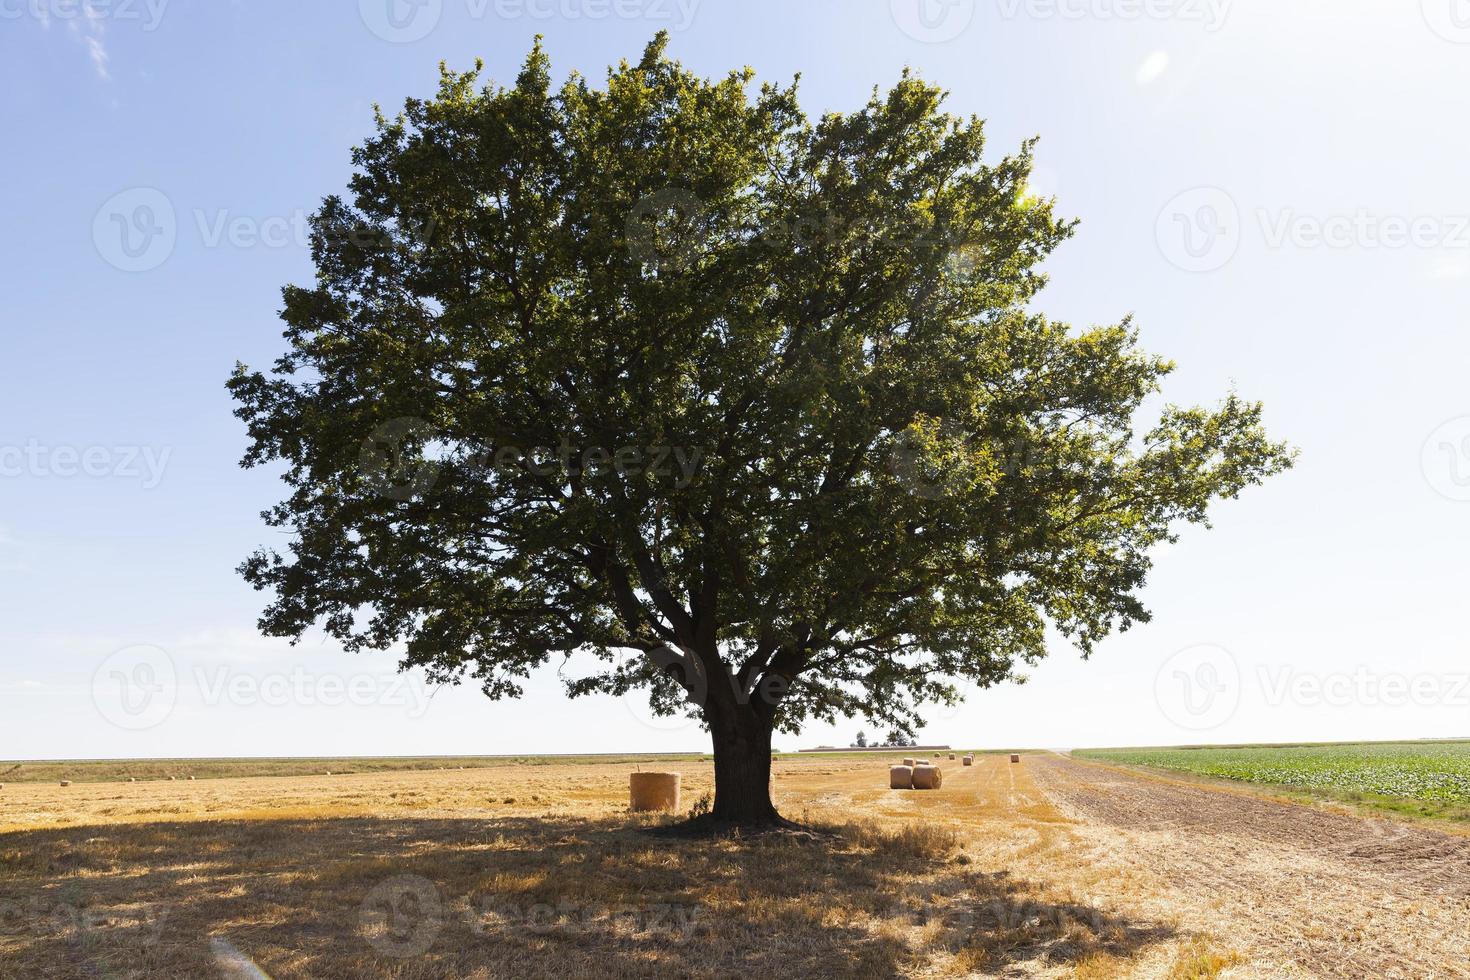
[
  {"left": 1009, "top": 754, "right": 1020, "bottom": 764},
  {"left": 962, "top": 756, "right": 974, "bottom": 766},
  {"left": 59, "top": 780, "right": 71, "bottom": 787},
  {"left": 911, "top": 765, "right": 943, "bottom": 789},
  {"left": 889, "top": 765, "right": 914, "bottom": 790}
]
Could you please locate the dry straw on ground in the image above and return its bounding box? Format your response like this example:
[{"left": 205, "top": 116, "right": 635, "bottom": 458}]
[{"left": 5, "top": 753, "right": 1462, "bottom": 977}]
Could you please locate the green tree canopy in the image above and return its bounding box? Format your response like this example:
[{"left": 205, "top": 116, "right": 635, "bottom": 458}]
[{"left": 229, "top": 34, "right": 1293, "bottom": 826}]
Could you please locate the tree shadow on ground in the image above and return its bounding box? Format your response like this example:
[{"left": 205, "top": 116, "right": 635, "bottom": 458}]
[{"left": 0, "top": 814, "right": 1174, "bottom": 978}]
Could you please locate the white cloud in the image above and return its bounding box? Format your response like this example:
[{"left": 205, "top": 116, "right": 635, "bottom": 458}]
[
  {"left": 65, "top": 2, "right": 111, "bottom": 81},
  {"left": 83, "top": 34, "right": 109, "bottom": 79}
]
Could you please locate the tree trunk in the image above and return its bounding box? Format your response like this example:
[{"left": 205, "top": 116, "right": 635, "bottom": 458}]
[{"left": 707, "top": 705, "right": 785, "bottom": 828}]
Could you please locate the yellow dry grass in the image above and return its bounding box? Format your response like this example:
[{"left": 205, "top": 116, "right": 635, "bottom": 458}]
[{"left": 0, "top": 754, "right": 1273, "bottom": 978}]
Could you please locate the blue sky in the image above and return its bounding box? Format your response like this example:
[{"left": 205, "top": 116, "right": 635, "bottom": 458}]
[{"left": 3, "top": 0, "right": 1470, "bottom": 759}]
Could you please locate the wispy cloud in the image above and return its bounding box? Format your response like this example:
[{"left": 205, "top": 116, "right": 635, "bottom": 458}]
[
  {"left": 84, "top": 35, "right": 110, "bottom": 79},
  {"left": 65, "top": 1, "right": 111, "bottom": 81}
]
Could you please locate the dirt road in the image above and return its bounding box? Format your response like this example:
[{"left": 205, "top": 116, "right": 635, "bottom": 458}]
[{"left": 1027, "top": 753, "right": 1470, "bottom": 979}]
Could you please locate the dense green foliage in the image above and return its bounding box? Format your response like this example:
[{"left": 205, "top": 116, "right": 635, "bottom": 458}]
[
  {"left": 228, "top": 34, "right": 1292, "bottom": 751},
  {"left": 1079, "top": 742, "right": 1470, "bottom": 810}
]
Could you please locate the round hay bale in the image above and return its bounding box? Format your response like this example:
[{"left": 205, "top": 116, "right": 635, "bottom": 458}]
[
  {"left": 962, "top": 755, "right": 974, "bottom": 766},
  {"left": 889, "top": 765, "right": 914, "bottom": 790},
  {"left": 912, "top": 765, "right": 943, "bottom": 790},
  {"left": 187, "top": 775, "right": 196, "bottom": 781},
  {"left": 949, "top": 753, "right": 956, "bottom": 760},
  {"left": 127, "top": 777, "right": 136, "bottom": 783},
  {"left": 915, "top": 759, "right": 930, "bottom": 767},
  {"left": 629, "top": 772, "right": 681, "bottom": 812},
  {"left": 59, "top": 780, "right": 72, "bottom": 787},
  {"left": 168, "top": 776, "right": 177, "bottom": 781},
  {"left": 1009, "top": 754, "right": 1020, "bottom": 764},
  {"left": 902, "top": 757, "right": 915, "bottom": 767}
]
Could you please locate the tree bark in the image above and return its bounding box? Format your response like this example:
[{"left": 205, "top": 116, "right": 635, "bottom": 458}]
[{"left": 707, "top": 704, "right": 784, "bottom": 827}]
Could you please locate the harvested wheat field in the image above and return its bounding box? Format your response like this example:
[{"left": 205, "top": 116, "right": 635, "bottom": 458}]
[{"left": 2, "top": 752, "right": 1467, "bottom": 978}]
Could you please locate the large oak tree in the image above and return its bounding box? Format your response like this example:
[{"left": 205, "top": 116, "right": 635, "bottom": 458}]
[{"left": 230, "top": 35, "right": 1293, "bottom": 829}]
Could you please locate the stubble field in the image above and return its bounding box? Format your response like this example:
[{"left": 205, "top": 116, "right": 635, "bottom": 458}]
[{"left": 2, "top": 751, "right": 1467, "bottom": 978}]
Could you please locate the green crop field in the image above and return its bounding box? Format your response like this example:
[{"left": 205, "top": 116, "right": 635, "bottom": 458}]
[{"left": 1075, "top": 740, "right": 1470, "bottom": 820}]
